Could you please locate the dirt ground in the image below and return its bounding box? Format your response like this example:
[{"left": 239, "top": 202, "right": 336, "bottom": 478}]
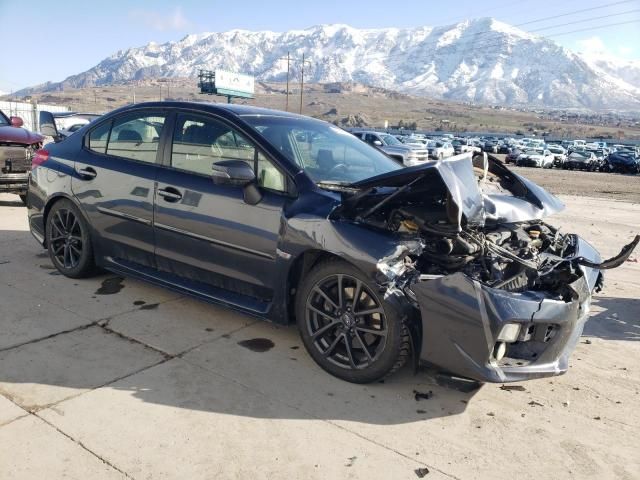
[
  {"left": 0, "top": 176, "right": 639, "bottom": 479},
  {"left": 493, "top": 154, "right": 640, "bottom": 204}
]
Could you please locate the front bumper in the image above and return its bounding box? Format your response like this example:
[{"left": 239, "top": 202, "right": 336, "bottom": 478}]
[
  {"left": 410, "top": 236, "right": 602, "bottom": 383},
  {"left": 517, "top": 159, "right": 542, "bottom": 168},
  {"left": 0, "top": 173, "right": 29, "bottom": 194},
  {"left": 565, "top": 161, "right": 593, "bottom": 170}
]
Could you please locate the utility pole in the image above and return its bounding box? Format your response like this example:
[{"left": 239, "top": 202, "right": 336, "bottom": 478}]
[
  {"left": 299, "top": 53, "right": 306, "bottom": 115},
  {"left": 278, "top": 52, "right": 291, "bottom": 111},
  {"left": 159, "top": 85, "right": 162, "bottom": 102},
  {"left": 285, "top": 51, "right": 290, "bottom": 112}
]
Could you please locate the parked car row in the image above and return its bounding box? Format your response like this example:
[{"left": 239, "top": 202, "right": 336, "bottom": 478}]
[{"left": 350, "top": 130, "right": 638, "bottom": 173}]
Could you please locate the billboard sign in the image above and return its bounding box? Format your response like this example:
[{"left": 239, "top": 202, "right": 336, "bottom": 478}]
[{"left": 214, "top": 70, "right": 255, "bottom": 98}]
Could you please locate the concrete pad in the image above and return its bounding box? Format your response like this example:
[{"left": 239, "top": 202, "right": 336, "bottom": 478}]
[
  {"left": 0, "top": 228, "right": 182, "bottom": 321},
  {"left": 39, "top": 358, "right": 440, "bottom": 480},
  {"left": 0, "top": 415, "right": 125, "bottom": 480},
  {"left": 0, "top": 283, "right": 93, "bottom": 351},
  {"left": 107, "top": 296, "right": 257, "bottom": 355},
  {"left": 183, "top": 321, "right": 640, "bottom": 479},
  {"left": 6, "top": 270, "right": 182, "bottom": 322},
  {"left": 0, "top": 394, "right": 25, "bottom": 426},
  {"left": 0, "top": 326, "right": 164, "bottom": 410}
]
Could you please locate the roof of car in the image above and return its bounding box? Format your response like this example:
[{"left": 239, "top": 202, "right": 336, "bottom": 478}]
[{"left": 118, "top": 101, "right": 308, "bottom": 120}]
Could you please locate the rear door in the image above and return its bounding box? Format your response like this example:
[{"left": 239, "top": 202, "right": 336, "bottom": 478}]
[
  {"left": 153, "top": 111, "right": 290, "bottom": 306},
  {"left": 72, "top": 109, "right": 168, "bottom": 268}
]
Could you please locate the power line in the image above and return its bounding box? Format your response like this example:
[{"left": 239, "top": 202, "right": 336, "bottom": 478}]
[
  {"left": 438, "top": 18, "right": 640, "bottom": 54},
  {"left": 515, "top": 0, "right": 636, "bottom": 27},
  {"left": 317, "top": 12, "right": 639, "bottom": 65},
  {"left": 528, "top": 8, "right": 640, "bottom": 32},
  {"left": 320, "top": 1, "right": 640, "bottom": 64}
]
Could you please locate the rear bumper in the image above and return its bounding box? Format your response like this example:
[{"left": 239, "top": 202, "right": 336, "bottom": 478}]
[
  {"left": 0, "top": 173, "right": 29, "bottom": 193},
  {"left": 410, "top": 236, "right": 601, "bottom": 383}
]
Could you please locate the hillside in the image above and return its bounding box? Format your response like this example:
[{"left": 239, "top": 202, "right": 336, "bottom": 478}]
[{"left": 15, "top": 79, "right": 640, "bottom": 139}]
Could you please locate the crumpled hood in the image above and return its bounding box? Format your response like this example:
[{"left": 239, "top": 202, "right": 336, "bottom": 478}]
[
  {"left": 347, "top": 152, "right": 564, "bottom": 228},
  {"left": 0, "top": 125, "right": 44, "bottom": 145}
]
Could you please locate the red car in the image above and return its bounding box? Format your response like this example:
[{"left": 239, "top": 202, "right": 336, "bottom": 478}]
[{"left": 0, "top": 110, "right": 44, "bottom": 204}]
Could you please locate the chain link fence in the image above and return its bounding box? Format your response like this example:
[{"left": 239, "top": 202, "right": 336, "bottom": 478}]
[{"left": 0, "top": 101, "right": 70, "bottom": 132}]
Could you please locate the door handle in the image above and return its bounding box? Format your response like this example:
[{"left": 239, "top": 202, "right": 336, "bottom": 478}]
[
  {"left": 157, "top": 187, "right": 182, "bottom": 202},
  {"left": 77, "top": 167, "right": 97, "bottom": 180}
]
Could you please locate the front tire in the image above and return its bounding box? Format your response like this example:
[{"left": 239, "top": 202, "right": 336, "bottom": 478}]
[
  {"left": 295, "top": 259, "right": 410, "bottom": 383},
  {"left": 46, "top": 199, "right": 96, "bottom": 278}
]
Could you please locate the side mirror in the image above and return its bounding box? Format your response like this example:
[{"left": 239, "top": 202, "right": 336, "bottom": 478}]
[
  {"left": 212, "top": 160, "right": 256, "bottom": 186},
  {"left": 10, "top": 116, "right": 23, "bottom": 127},
  {"left": 212, "top": 159, "right": 263, "bottom": 205},
  {"left": 39, "top": 111, "right": 60, "bottom": 139},
  {"left": 373, "top": 140, "right": 383, "bottom": 147}
]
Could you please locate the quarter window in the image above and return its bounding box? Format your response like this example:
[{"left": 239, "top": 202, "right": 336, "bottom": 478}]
[
  {"left": 87, "top": 121, "right": 111, "bottom": 154},
  {"left": 105, "top": 114, "right": 166, "bottom": 163},
  {"left": 171, "top": 113, "right": 286, "bottom": 192}
]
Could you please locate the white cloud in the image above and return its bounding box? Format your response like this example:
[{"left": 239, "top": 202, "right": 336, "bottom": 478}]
[
  {"left": 576, "top": 36, "right": 636, "bottom": 61},
  {"left": 617, "top": 46, "right": 634, "bottom": 57},
  {"left": 129, "top": 6, "right": 191, "bottom": 31},
  {"left": 576, "top": 36, "right": 607, "bottom": 56}
]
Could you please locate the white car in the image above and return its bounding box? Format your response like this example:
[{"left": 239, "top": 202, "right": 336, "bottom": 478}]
[
  {"left": 516, "top": 148, "right": 554, "bottom": 168},
  {"left": 548, "top": 145, "right": 567, "bottom": 167},
  {"left": 427, "top": 141, "right": 455, "bottom": 160}
]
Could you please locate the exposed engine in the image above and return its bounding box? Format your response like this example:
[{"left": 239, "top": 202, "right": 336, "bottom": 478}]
[{"left": 387, "top": 207, "right": 583, "bottom": 300}]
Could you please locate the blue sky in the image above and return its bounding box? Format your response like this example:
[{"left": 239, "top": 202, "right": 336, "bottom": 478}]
[{"left": 0, "top": 0, "right": 638, "bottom": 92}]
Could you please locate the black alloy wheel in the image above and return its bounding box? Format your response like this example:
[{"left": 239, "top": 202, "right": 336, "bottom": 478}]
[
  {"left": 49, "top": 208, "right": 83, "bottom": 269},
  {"left": 306, "top": 273, "right": 387, "bottom": 370},
  {"left": 46, "top": 200, "right": 95, "bottom": 278},
  {"left": 296, "top": 260, "right": 410, "bottom": 383}
]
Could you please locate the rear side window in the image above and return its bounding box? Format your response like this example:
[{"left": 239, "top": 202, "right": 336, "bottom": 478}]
[
  {"left": 107, "top": 114, "right": 166, "bottom": 163},
  {"left": 86, "top": 112, "right": 166, "bottom": 163},
  {"left": 88, "top": 121, "right": 111, "bottom": 154}
]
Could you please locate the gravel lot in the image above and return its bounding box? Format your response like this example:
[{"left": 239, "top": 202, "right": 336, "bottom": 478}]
[
  {"left": 494, "top": 154, "right": 640, "bottom": 203},
  {"left": 0, "top": 177, "right": 638, "bottom": 479}
]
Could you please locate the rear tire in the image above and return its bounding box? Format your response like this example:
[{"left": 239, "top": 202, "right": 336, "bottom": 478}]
[
  {"left": 46, "top": 199, "right": 96, "bottom": 278},
  {"left": 295, "top": 259, "right": 410, "bottom": 384}
]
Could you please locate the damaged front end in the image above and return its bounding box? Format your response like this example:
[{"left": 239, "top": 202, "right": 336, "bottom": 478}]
[{"left": 332, "top": 153, "right": 639, "bottom": 382}]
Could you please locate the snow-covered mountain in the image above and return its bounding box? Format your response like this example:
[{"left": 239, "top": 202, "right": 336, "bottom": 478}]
[
  {"left": 580, "top": 54, "right": 640, "bottom": 93},
  {"left": 21, "top": 18, "right": 640, "bottom": 109}
]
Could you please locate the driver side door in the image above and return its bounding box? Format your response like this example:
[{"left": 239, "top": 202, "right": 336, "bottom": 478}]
[{"left": 153, "top": 111, "right": 290, "bottom": 308}]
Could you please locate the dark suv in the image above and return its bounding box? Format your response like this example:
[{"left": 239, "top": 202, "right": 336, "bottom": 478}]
[
  {"left": 0, "top": 110, "right": 43, "bottom": 203},
  {"left": 27, "top": 102, "right": 637, "bottom": 384}
]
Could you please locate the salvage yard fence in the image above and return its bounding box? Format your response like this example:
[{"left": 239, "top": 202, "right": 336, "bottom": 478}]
[{"left": 0, "top": 101, "right": 70, "bottom": 132}]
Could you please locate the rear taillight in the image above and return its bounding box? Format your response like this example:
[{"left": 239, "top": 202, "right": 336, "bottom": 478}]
[{"left": 32, "top": 149, "right": 49, "bottom": 168}]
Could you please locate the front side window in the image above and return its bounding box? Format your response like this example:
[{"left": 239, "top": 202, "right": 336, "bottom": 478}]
[
  {"left": 242, "top": 115, "right": 402, "bottom": 184},
  {"left": 105, "top": 113, "right": 166, "bottom": 163},
  {"left": 171, "top": 113, "right": 286, "bottom": 192}
]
